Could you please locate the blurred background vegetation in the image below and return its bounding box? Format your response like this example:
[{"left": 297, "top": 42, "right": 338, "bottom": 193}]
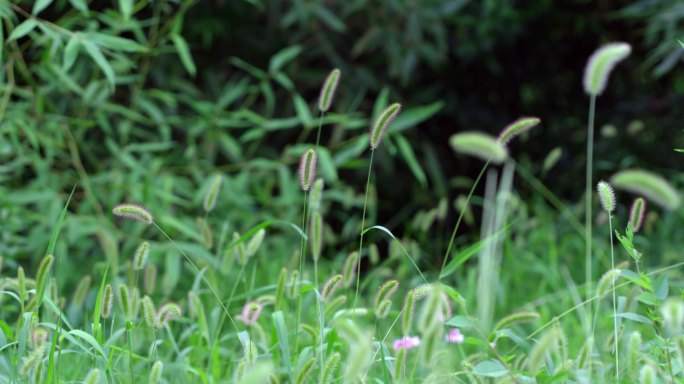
[{"left": 2, "top": 0, "right": 684, "bottom": 299}]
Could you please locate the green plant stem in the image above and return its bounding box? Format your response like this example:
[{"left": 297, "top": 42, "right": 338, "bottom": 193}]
[
  {"left": 585, "top": 94, "right": 596, "bottom": 335},
  {"left": 152, "top": 222, "right": 239, "bottom": 332},
  {"left": 313, "top": 110, "right": 324, "bottom": 291},
  {"left": 294, "top": 191, "right": 309, "bottom": 355},
  {"left": 127, "top": 328, "right": 134, "bottom": 384},
  {"left": 439, "top": 160, "right": 491, "bottom": 279},
  {"left": 353, "top": 149, "right": 375, "bottom": 312},
  {"left": 608, "top": 213, "right": 618, "bottom": 380}
]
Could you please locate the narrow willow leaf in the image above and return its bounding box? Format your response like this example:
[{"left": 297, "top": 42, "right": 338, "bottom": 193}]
[
  {"left": 8, "top": 19, "right": 38, "bottom": 41},
  {"left": 611, "top": 169, "right": 681, "bottom": 210},
  {"left": 82, "top": 40, "right": 116, "bottom": 89},
  {"left": 583, "top": 42, "right": 631, "bottom": 96},
  {"left": 449, "top": 132, "right": 508, "bottom": 164}
]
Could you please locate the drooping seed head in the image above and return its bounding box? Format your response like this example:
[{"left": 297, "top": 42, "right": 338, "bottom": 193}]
[
  {"left": 112, "top": 203, "right": 153, "bottom": 224},
  {"left": 83, "top": 368, "right": 100, "bottom": 384},
  {"left": 203, "top": 174, "right": 223, "bottom": 213},
  {"left": 298, "top": 149, "right": 317, "bottom": 191},
  {"left": 34, "top": 254, "right": 54, "bottom": 308},
  {"left": 498, "top": 116, "right": 541, "bottom": 145},
  {"left": 639, "top": 364, "right": 656, "bottom": 384},
  {"left": 374, "top": 279, "right": 399, "bottom": 310},
  {"left": 611, "top": 169, "right": 681, "bottom": 210},
  {"left": 144, "top": 264, "right": 157, "bottom": 294},
  {"left": 241, "top": 301, "right": 263, "bottom": 326},
  {"left": 155, "top": 302, "right": 182, "bottom": 328},
  {"left": 319, "top": 352, "right": 340, "bottom": 384},
  {"left": 101, "top": 284, "right": 113, "bottom": 319},
  {"left": 583, "top": 42, "right": 631, "bottom": 96},
  {"left": 20, "top": 345, "right": 44, "bottom": 377},
  {"left": 342, "top": 251, "right": 359, "bottom": 287},
  {"left": 133, "top": 241, "right": 150, "bottom": 271},
  {"left": 449, "top": 132, "right": 508, "bottom": 164},
  {"left": 597, "top": 269, "right": 621, "bottom": 299},
  {"left": 321, "top": 274, "right": 344, "bottom": 301},
  {"left": 295, "top": 357, "right": 316, "bottom": 384},
  {"left": 596, "top": 180, "right": 616, "bottom": 213},
  {"left": 318, "top": 68, "right": 341, "bottom": 112},
  {"left": 629, "top": 197, "right": 646, "bottom": 233},
  {"left": 149, "top": 360, "right": 164, "bottom": 384},
  {"left": 494, "top": 311, "right": 540, "bottom": 331},
  {"left": 376, "top": 299, "right": 392, "bottom": 319},
  {"left": 142, "top": 295, "right": 156, "bottom": 328},
  {"left": 370, "top": 103, "right": 402, "bottom": 149},
  {"left": 402, "top": 289, "right": 417, "bottom": 336}
]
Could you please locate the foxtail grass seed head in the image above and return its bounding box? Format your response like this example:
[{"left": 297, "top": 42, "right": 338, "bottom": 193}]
[
  {"left": 449, "top": 131, "right": 508, "bottom": 164},
  {"left": 295, "top": 357, "right": 316, "bottom": 384},
  {"left": 203, "top": 174, "right": 222, "bottom": 213},
  {"left": 130, "top": 286, "right": 141, "bottom": 320},
  {"left": 413, "top": 283, "right": 433, "bottom": 299},
  {"left": 112, "top": 203, "right": 153, "bottom": 224},
  {"left": 72, "top": 275, "right": 91, "bottom": 307},
  {"left": 319, "top": 352, "right": 340, "bottom": 384},
  {"left": 196, "top": 217, "right": 213, "bottom": 249},
  {"left": 101, "top": 284, "right": 113, "bottom": 318},
  {"left": 597, "top": 180, "right": 616, "bottom": 213},
  {"left": 18, "top": 266, "right": 26, "bottom": 301},
  {"left": 242, "top": 301, "right": 263, "bottom": 326},
  {"left": 629, "top": 197, "right": 646, "bottom": 233},
  {"left": 321, "top": 274, "right": 343, "bottom": 301},
  {"left": 155, "top": 302, "right": 182, "bottom": 328},
  {"left": 309, "top": 211, "right": 323, "bottom": 261},
  {"left": 309, "top": 179, "right": 324, "bottom": 212},
  {"left": 144, "top": 264, "right": 157, "bottom": 294},
  {"left": 376, "top": 299, "right": 392, "bottom": 319},
  {"left": 660, "top": 298, "right": 684, "bottom": 337},
  {"left": 150, "top": 360, "right": 164, "bottom": 384},
  {"left": 275, "top": 267, "right": 287, "bottom": 310},
  {"left": 629, "top": 331, "right": 642, "bottom": 376},
  {"left": 420, "top": 325, "right": 442, "bottom": 366},
  {"left": 30, "top": 327, "right": 48, "bottom": 349},
  {"left": 323, "top": 295, "right": 348, "bottom": 318},
  {"left": 576, "top": 336, "right": 593, "bottom": 370},
  {"left": 611, "top": 169, "right": 681, "bottom": 210},
  {"left": 244, "top": 340, "right": 258, "bottom": 365},
  {"left": 318, "top": 68, "right": 341, "bottom": 112},
  {"left": 20, "top": 346, "right": 44, "bottom": 377},
  {"left": 118, "top": 284, "right": 131, "bottom": 320},
  {"left": 299, "top": 149, "right": 317, "bottom": 191},
  {"left": 83, "top": 368, "right": 100, "bottom": 384},
  {"left": 498, "top": 116, "right": 541, "bottom": 145},
  {"left": 527, "top": 327, "right": 560, "bottom": 372},
  {"left": 287, "top": 270, "right": 300, "bottom": 299},
  {"left": 246, "top": 228, "right": 266, "bottom": 257},
  {"left": 393, "top": 347, "right": 407, "bottom": 381},
  {"left": 34, "top": 254, "right": 54, "bottom": 307},
  {"left": 402, "top": 289, "right": 417, "bottom": 335},
  {"left": 142, "top": 295, "right": 156, "bottom": 328},
  {"left": 374, "top": 279, "right": 399, "bottom": 311},
  {"left": 370, "top": 102, "right": 402, "bottom": 149},
  {"left": 342, "top": 251, "right": 359, "bottom": 287},
  {"left": 597, "top": 269, "right": 621, "bottom": 299},
  {"left": 639, "top": 364, "right": 656, "bottom": 384},
  {"left": 583, "top": 42, "right": 631, "bottom": 96},
  {"left": 133, "top": 241, "right": 150, "bottom": 271},
  {"left": 418, "top": 284, "right": 446, "bottom": 330}
]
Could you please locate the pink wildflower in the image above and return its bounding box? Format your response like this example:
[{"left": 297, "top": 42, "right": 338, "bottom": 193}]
[
  {"left": 241, "top": 301, "right": 263, "bottom": 326},
  {"left": 445, "top": 328, "right": 464, "bottom": 344},
  {"left": 393, "top": 336, "right": 420, "bottom": 350}
]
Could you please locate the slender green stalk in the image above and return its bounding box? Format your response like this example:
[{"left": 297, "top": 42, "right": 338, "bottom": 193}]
[
  {"left": 608, "top": 213, "right": 618, "bottom": 380},
  {"left": 585, "top": 94, "right": 596, "bottom": 333},
  {"left": 353, "top": 149, "right": 375, "bottom": 312},
  {"left": 313, "top": 110, "right": 324, "bottom": 289},
  {"left": 439, "top": 160, "right": 491, "bottom": 278},
  {"left": 152, "top": 222, "right": 239, "bottom": 332},
  {"left": 295, "top": 191, "right": 309, "bottom": 354}
]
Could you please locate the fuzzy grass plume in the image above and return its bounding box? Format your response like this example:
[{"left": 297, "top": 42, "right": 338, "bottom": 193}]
[
  {"left": 611, "top": 169, "right": 681, "bottom": 210},
  {"left": 449, "top": 131, "right": 508, "bottom": 164}
]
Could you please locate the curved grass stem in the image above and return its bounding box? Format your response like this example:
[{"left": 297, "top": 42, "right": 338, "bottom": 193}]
[{"left": 353, "top": 149, "right": 375, "bottom": 313}]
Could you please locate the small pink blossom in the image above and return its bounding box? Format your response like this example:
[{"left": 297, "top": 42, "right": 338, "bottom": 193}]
[
  {"left": 393, "top": 336, "right": 420, "bottom": 350},
  {"left": 241, "top": 301, "right": 263, "bottom": 326},
  {"left": 445, "top": 328, "right": 464, "bottom": 344}
]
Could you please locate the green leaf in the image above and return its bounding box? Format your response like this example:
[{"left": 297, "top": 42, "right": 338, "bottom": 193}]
[
  {"left": 63, "top": 36, "right": 80, "bottom": 71},
  {"left": 268, "top": 45, "right": 302, "bottom": 73},
  {"left": 32, "top": 0, "right": 53, "bottom": 15},
  {"left": 92, "top": 264, "right": 109, "bottom": 344},
  {"left": 8, "top": 19, "right": 37, "bottom": 41},
  {"left": 272, "top": 311, "right": 293, "bottom": 382},
  {"left": 314, "top": 5, "right": 347, "bottom": 32},
  {"left": 68, "top": 0, "right": 88, "bottom": 14},
  {"left": 390, "top": 101, "right": 444, "bottom": 133},
  {"left": 119, "top": 0, "right": 133, "bottom": 20},
  {"left": 394, "top": 134, "right": 427, "bottom": 187},
  {"left": 615, "top": 312, "right": 651, "bottom": 324},
  {"left": 655, "top": 275, "right": 669, "bottom": 300},
  {"left": 293, "top": 93, "right": 313, "bottom": 128},
  {"left": 82, "top": 41, "right": 115, "bottom": 88},
  {"left": 472, "top": 359, "right": 508, "bottom": 378},
  {"left": 444, "top": 315, "right": 475, "bottom": 329},
  {"left": 87, "top": 32, "right": 147, "bottom": 52},
  {"left": 171, "top": 33, "right": 196, "bottom": 76}
]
